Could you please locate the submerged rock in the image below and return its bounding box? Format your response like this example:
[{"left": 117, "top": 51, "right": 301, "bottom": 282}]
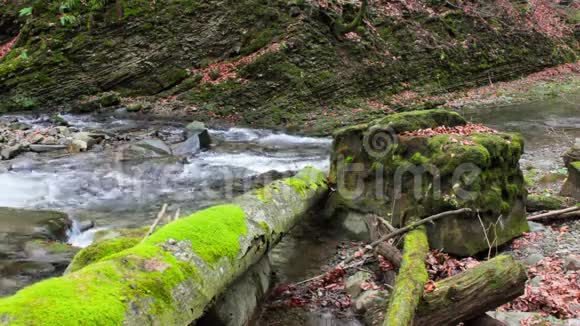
[
  {"left": 346, "top": 271, "right": 373, "bottom": 298},
  {"left": 118, "top": 138, "right": 173, "bottom": 161},
  {"left": 0, "top": 207, "right": 72, "bottom": 242},
  {"left": 1, "top": 144, "right": 25, "bottom": 160},
  {"left": 29, "top": 144, "right": 67, "bottom": 153},
  {"left": 0, "top": 209, "right": 76, "bottom": 296},
  {"left": 329, "top": 109, "right": 528, "bottom": 256}
]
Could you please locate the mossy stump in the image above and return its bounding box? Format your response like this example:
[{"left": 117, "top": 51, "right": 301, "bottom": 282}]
[{"left": 329, "top": 109, "right": 529, "bottom": 256}]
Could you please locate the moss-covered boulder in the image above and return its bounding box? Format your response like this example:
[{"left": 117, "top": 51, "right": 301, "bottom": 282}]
[{"left": 329, "top": 109, "right": 528, "bottom": 256}]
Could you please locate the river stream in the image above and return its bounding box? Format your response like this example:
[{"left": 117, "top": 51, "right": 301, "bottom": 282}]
[{"left": 0, "top": 96, "right": 578, "bottom": 324}]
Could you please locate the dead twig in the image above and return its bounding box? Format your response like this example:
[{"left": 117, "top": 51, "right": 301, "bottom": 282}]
[
  {"left": 373, "top": 214, "right": 397, "bottom": 233},
  {"left": 142, "top": 203, "right": 168, "bottom": 242},
  {"left": 343, "top": 208, "right": 472, "bottom": 265},
  {"left": 527, "top": 206, "right": 580, "bottom": 221}
]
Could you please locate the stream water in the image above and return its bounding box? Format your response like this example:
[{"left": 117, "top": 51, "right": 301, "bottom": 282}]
[
  {"left": 0, "top": 113, "right": 331, "bottom": 247},
  {"left": 0, "top": 96, "right": 578, "bottom": 324}
]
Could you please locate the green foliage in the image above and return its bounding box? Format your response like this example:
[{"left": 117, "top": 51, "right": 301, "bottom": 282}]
[
  {"left": 19, "top": 7, "right": 33, "bottom": 17},
  {"left": 60, "top": 14, "right": 79, "bottom": 26}
]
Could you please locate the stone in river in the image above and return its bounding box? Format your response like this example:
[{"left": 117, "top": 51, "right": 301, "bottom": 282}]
[
  {"left": 29, "top": 144, "right": 67, "bottom": 153},
  {"left": 1, "top": 144, "right": 26, "bottom": 160}
]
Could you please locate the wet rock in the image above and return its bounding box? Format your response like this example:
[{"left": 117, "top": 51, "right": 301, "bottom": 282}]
[
  {"left": 526, "top": 194, "right": 566, "bottom": 212},
  {"left": 355, "top": 289, "right": 389, "bottom": 313},
  {"left": 156, "top": 126, "right": 186, "bottom": 144},
  {"left": 93, "top": 227, "right": 148, "bottom": 243},
  {"left": 78, "top": 220, "right": 95, "bottom": 233},
  {"left": 29, "top": 144, "right": 67, "bottom": 153},
  {"left": 9, "top": 122, "right": 31, "bottom": 131},
  {"left": 172, "top": 134, "right": 202, "bottom": 157},
  {"left": 50, "top": 115, "right": 69, "bottom": 126},
  {"left": 340, "top": 211, "right": 371, "bottom": 241},
  {"left": 28, "top": 133, "right": 44, "bottom": 144},
  {"left": 1, "top": 144, "right": 26, "bottom": 160},
  {"left": 562, "top": 138, "right": 580, "bottom": 168},
  {"left": 527, "top": 221, "right": 547, "bottom": 232},
  {"left": 486, "top": 311, "right": 542, "bottom": 326},
  {"left": 561, "top": 161, "right": 580, "bottom": 200},
  {"left": 528, "top": 275, "right": 542, "bottom": 287},
  {"left": 563, "top": 254, "right": 580, "bottom": 272},
  {"left": 23, "top": 240, "right": 78, "bottom": 260},
  {"left": 119, "top": 138, "right": 173, "bottom": 160},
  {"left": 345, "top": 271, "right": 373, "bottom": 298},
  {"left": 0, "top": 207, "right": 72, "bottom": 242},
  {"left": 55, "top": 126, "right": 71, "bottom": 136},
  {"left": 97, "top": 91, "right": 121, "bottom": 108},
  {"left": 68, "top": 139, "right": 89, "bottom": 152},
  {"left": 524, "top": 253, "right": 544, "bottom": 266},
  {"left": 73, "top": 132, "right": 97, "bottom": 148},
  {"left": 199, "top": 256, "right": 272, "bottom": 326},
  {"left": 561, "top": 139, "right": 580, "bottom": 200},
  {"left": 185, "top": 121, "right": 211, "bottom": 148}
]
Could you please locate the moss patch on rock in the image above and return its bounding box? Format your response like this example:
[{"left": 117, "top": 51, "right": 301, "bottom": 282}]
[{"left": 329, "top": 110, "right": 529, "bottom": 256}]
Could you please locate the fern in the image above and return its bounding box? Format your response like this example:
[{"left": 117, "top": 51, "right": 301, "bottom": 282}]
[
  {"left": 60, "top": 14, "right": 79, "bottom": 26},
  {"left": 19, "top": 7, "right": 33, "bottom": 17}
]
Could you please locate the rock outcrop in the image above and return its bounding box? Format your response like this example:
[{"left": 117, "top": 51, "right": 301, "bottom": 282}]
[
  {"left": 0, "top": 1, "right": 577, "bottom": 132},
  {"left": 329, "top": 109, "right": 529, "bottom": 256}
]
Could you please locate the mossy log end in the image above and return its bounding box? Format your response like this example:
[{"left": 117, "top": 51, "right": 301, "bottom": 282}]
[
  {"left": 0, "top": 167, "right": 328, "bottom": 325},
  {"left": 415, "top": 255, "right": 527, "bottom": 326},
  {"left": 383, "top": 226, "right": 429, "bottom": 326}
]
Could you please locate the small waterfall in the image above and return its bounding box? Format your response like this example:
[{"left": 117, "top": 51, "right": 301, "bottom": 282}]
[{"left": 66, "top": 219, "right": 106, "bottom": 248}]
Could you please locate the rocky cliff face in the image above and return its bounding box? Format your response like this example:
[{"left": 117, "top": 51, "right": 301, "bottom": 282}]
[
  {"left": 0, "top": 0, "right": 578, "bottom": 131},
  {"left": 328, "top": 109, "right": 529, "bottom": 256}
]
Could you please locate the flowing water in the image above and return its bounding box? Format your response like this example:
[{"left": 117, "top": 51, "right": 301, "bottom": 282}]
[
  {"left": 0, "top": 114, "right": 331, "bottom": 248},
  {"left": 0, "top": 96, "right": 578, "bottom": 324}
]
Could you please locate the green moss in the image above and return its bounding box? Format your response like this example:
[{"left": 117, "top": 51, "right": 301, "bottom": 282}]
[
  {"left": 145, "top": 204, "right": 247, "bottom": 265},
  {"left": 386, "top": 226, "right": 429, "bottom": 325},
  {"left": 571, "top": 161, "right": 580, "bottom": 171},
  {"left": 255, "top": 184, "right": 281, "bottom": 203},
  {"left": 29, "top": 240, "right": 73, "bottom": 254},
  {"left": 283, "top": 166, "right": 328, "bottom": 197},
  {"left": 258, "top": 221, "right": 270, "bottom": 234},
  {"left": 0, "top": 261, "right": 126, "bottom": 325},
  {"left": 527, "top": 194, "right": 566, "bottom": 212},
  {"left": 68, "top": 237, "right": 141, "bottom": 273},
  {"left": 372, "top": 109, "right": 466, "bottom": 133}
]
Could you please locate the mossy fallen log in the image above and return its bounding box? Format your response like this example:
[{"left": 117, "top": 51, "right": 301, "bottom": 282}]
[
  {"left": 383, "top": 226, "right": 429, "bottom": 326},
  {"left": 0, "top": 167, "right": 328, "bottom": 325},
  {"left": 414, "top": 255, "right": 527, "bottom": 326}
]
